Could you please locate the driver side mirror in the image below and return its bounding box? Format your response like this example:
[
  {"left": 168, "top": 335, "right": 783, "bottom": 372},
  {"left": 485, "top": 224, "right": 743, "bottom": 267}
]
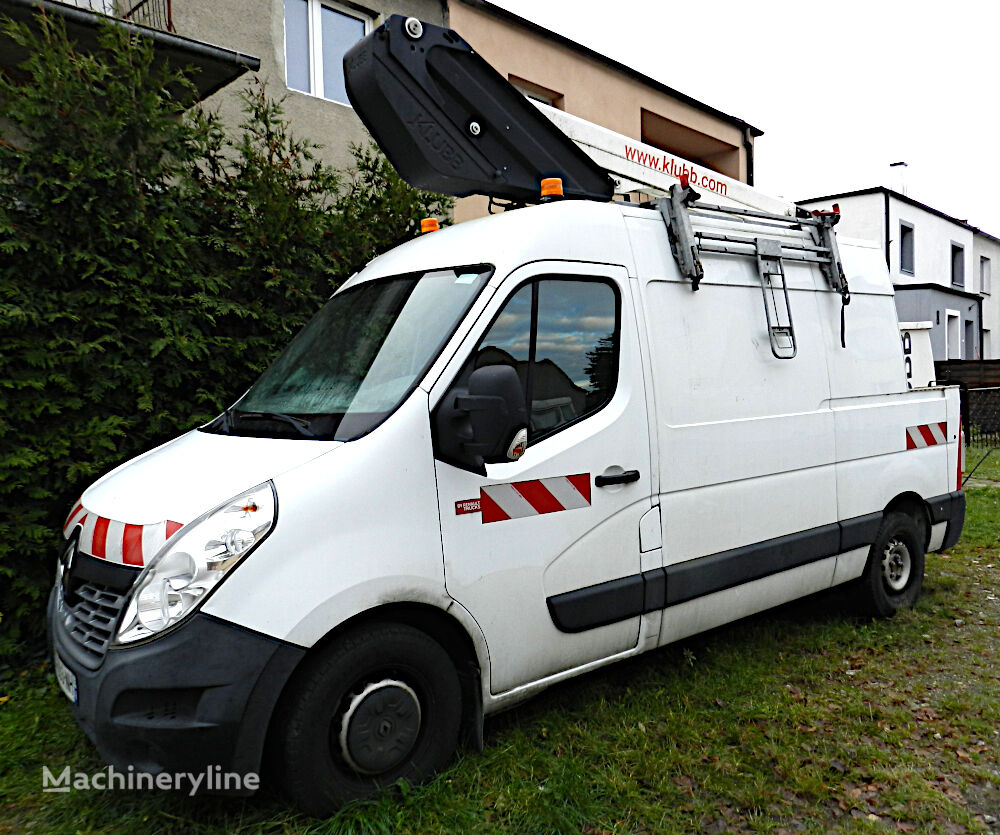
[{"left": 434, "top": 365, "right": 529, "bottom": 474}]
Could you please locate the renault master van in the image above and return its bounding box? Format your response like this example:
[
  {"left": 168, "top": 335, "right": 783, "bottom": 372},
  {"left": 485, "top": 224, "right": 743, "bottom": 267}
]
[{"left": 49, "top": 16, "right": 965, "bottom": 816}]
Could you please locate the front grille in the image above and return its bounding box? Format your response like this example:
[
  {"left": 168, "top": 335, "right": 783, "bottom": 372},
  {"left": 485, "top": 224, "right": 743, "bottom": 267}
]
[
  {"left": 60, "top": 580, "right": 129, "bottom": 669},
  {"left": 54, "top": 545, "right": 138, "bottom": 669}
]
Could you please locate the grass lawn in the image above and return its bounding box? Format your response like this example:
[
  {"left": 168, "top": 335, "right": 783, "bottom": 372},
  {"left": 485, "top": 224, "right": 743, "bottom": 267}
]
[
  {"left": 965, "top": 445, "right": 1000, "bottom": 483},
  {"left": 2, "top": 491, "right": 998, "bottom": 834}
]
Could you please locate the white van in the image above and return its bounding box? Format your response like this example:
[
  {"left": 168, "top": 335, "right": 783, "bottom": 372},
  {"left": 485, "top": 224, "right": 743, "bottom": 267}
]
[{"left": 49, "top": 16, "right": 965, "bottom": 817}]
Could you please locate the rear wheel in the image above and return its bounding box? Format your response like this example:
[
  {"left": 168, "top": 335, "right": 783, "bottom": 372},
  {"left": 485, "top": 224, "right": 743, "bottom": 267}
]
[
  {"left": 273, "top": 623, "right": 462, "bottom": 817},
  {"left": 857, "top": 511, "right": 925, "bottom": 618}
]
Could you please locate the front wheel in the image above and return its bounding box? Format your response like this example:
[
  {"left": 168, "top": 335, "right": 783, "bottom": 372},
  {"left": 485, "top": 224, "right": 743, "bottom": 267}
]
[
  {"left": 857, "top": 511, "right": 925, "bottom": 618},
  {"left": 273, "top": 622, "right": 462, "bottom": 817}
]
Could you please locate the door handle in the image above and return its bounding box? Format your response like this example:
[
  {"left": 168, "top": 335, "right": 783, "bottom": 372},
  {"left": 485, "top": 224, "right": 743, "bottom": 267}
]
[{"left": 595, "top": 470, "right": 640, "bottom": 487}]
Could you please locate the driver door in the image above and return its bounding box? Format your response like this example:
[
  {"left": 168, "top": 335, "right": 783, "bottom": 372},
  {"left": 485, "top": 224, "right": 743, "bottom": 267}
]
[{"left": 433, "top": 262, "right": 652, "bottom": 694}]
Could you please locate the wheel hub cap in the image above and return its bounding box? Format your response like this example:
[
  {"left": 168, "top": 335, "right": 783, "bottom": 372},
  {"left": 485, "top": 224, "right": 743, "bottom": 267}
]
[
  {"left": 338, "top": 679, "right": 422, "bottom": 775},
  {"left": 881, "top": 539, "right": 911, "bottom": 592}
]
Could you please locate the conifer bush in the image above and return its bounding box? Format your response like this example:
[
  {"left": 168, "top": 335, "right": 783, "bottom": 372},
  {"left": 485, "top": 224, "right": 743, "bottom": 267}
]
[{"left": 0, "top": 14, "right": 450, "bottom": 654}]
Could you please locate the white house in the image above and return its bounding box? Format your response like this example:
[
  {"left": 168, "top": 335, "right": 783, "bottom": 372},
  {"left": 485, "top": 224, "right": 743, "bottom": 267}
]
[{"left": 799, "top": 187, "right": 1000, "bottom": 362}]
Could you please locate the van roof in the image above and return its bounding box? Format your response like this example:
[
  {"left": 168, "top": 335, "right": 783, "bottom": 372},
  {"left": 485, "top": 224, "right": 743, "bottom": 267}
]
[
  {"left": 350, "top": 198, "right": 894, "bottom": 298},
  {"left": 355, "top": 200, "right": 637, "bottom": 284}
]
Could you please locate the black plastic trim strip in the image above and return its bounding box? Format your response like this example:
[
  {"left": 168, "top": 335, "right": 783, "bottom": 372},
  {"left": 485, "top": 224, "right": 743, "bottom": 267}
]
[
  {"left": 840, "top": 513, "right": 883, "bottom": 552},
  {"left": 642, "top": 568, "right": 666, "bottom": 612},
  {"left": 927, "top": 491, "right": 957, "bottom": 524},
  {"left": 927, "top": 490, "right": 965, "bottom": 551},
  {"left": 547, "top": 511, "right": 899, "bottom": 634},
  {"left": 665, "top": 524, "right": 840, "bottom": 607},
  {"left": 546, "top": 575, "right": 644, "bottom": 633}
]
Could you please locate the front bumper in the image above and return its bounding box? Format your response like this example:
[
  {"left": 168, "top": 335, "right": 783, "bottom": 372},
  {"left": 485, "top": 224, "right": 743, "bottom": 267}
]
[{"left": 48, "top": 588, "right": 305, "bottom": 788}]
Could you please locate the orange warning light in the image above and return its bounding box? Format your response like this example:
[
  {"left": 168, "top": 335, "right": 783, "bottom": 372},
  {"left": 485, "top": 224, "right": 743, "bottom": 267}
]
[
  {"left": 540, "top": 178, "right": 564, "bottom": 199},
  {"left": 420, "top": 218, "right": 440, "bottom": 233}
]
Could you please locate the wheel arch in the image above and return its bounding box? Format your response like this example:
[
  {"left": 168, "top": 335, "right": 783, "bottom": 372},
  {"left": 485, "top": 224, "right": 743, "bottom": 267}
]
[
  {"left": 884, "top": 491, "right": 932, "bottom": 548},
  {"left": 856, "top": 501, "right": 927, "bottom": 618},
  {"left": 268, "top": 601, "right": 487, "bottom": 760}
]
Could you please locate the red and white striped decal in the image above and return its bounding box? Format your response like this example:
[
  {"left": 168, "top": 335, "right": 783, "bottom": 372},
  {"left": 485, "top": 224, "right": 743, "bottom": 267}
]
[
  {"left": 63, "top": 500, "right": 87, "bottom": 536},
  {"left": 63, "top": 502, "right": 182, "bottom": 567},
  {"left": 906, "top": 422, "right": 948, "bottom": 450},
  {"left": 479, "top": 473, "right": 591, "bottom": 524}
]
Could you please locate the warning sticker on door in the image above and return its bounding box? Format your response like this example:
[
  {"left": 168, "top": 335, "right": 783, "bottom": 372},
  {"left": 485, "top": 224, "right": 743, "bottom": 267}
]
[{"left": 455, "top": 474, "right": 592, "bottom": 523}]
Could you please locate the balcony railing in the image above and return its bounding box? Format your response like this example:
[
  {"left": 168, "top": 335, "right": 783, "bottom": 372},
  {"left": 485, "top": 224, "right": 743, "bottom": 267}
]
[{"left": 121, "top": 0, "right": 174, "bottom": 33}]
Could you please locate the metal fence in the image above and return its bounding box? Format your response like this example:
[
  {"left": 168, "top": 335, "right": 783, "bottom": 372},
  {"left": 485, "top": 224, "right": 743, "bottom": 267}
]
[
  {"left": 121, "top": 0, "right": 174, "bottom": 32},
  {"left": 965, "top": 386, "right": 1000, "bottom": 448}
]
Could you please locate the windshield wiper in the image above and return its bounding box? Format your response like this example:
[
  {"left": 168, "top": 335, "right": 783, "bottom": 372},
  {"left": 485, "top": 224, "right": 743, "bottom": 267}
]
[{"left": 233, "top": 410, "right": 317, "bottom": 438}]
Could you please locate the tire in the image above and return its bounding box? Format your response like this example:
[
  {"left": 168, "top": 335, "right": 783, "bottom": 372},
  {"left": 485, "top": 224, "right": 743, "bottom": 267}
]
[
  {"left": 272, "top": 622, "right": 462, "bottom": 817},
  {"left": 857, "top": 511, "right": 926, "bottom": 618}
]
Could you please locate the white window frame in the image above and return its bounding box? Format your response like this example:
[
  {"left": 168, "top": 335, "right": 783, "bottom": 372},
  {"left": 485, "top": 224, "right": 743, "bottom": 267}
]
[
  {"left": 286, "top": 0, "right": 373, "bottom": 105},
  {"left": 899, "top": 221, "right": 915, "bottom": 275},
  {"left": 945, "top": 308, "right": 961, "bottom": 359},
  {"left": 951, "top": 242, "right": 965, "bottom": 287},
  {"left": 981, "top": 255, "right": 991, "bottom": 296}
]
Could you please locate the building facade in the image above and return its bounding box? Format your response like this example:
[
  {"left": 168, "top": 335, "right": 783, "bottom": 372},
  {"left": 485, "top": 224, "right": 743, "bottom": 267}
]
[
  {"left": 174, "top": 0, "right": 448, "bottom": 174},
  {"left": 445, "top": 0, "right": 761, "bottom": 220},
  {"left": 799, "top": 187, "right": 1000, "bottom": 361},
  {"left": 974, "top": 233, "right": 1000, "bottom": 360},
  {"left": 1, "top": 0, "right": 258, "bottom": 102},
  {"left": 50, "top": 0, "right": 761, "bottom": 218}
]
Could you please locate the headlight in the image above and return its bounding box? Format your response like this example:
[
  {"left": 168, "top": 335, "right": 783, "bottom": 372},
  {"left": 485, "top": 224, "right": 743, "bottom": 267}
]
[{"left": 116, "top": 482, "right": 276, "bottom": 644}]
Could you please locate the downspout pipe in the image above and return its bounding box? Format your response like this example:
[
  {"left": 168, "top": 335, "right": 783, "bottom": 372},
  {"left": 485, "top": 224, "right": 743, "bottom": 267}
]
[
  {"left": 883, "top": 189, "right": 891, "bottom": 270},
  {"left": 743, "top": 127, "right": 754, "bottom": 187},
  {"left": 978, "top": 295, "right": 984, "bottom": 359}
]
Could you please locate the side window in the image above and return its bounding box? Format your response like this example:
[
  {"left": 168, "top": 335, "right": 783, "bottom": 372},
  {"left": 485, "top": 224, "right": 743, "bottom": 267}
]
[{"left": 475, "top": 278, "right": 619, "bottom": 439}]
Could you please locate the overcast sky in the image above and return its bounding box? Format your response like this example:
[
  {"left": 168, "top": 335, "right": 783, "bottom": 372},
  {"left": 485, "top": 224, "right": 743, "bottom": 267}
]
[{"left": 486, "top": 0, "right": 1000, "bottom": 235}]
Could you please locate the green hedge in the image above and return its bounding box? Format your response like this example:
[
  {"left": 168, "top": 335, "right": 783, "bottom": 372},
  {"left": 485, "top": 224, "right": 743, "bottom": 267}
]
[{"left": 0, "top": 15, "right": 450, "bottom": 655}]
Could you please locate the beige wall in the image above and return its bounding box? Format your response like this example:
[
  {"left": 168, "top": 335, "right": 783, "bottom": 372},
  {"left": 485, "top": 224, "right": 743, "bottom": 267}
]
[
  {"left": 170, "top": 1, "right": 751, "bottom": 227},
  {"left": 171, "top": 0, "right": 446, "bottom": 174},
  {"left": 448, "top": 3, "right": 751, "bottom": 221}
]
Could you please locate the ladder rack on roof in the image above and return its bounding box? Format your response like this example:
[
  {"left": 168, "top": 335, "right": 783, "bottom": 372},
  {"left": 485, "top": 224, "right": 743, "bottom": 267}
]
[
  {"left": 534, "top": 104, "right": 852, "bottom": 357},
  {"left": 653, "top": 180, "right": 850, "bottom": 358},
  {"left": 536, "top": 103, "right": 854, "bottom": 358}
]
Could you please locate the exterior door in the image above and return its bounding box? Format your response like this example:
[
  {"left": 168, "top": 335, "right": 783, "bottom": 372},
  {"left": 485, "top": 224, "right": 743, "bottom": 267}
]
[{"left": 434, "top": 262, "right": 652, "bottom": 694}]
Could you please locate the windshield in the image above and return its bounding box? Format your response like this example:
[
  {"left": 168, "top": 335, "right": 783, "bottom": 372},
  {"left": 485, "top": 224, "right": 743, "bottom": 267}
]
[{"left": 202, "top": 266, "right": 493, "bottom": 440}]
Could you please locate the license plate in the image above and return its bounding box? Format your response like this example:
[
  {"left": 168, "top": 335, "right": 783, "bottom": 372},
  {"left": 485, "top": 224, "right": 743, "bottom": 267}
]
[{"left": 53, "top": 651, "right": 78, "bottom": 705}]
